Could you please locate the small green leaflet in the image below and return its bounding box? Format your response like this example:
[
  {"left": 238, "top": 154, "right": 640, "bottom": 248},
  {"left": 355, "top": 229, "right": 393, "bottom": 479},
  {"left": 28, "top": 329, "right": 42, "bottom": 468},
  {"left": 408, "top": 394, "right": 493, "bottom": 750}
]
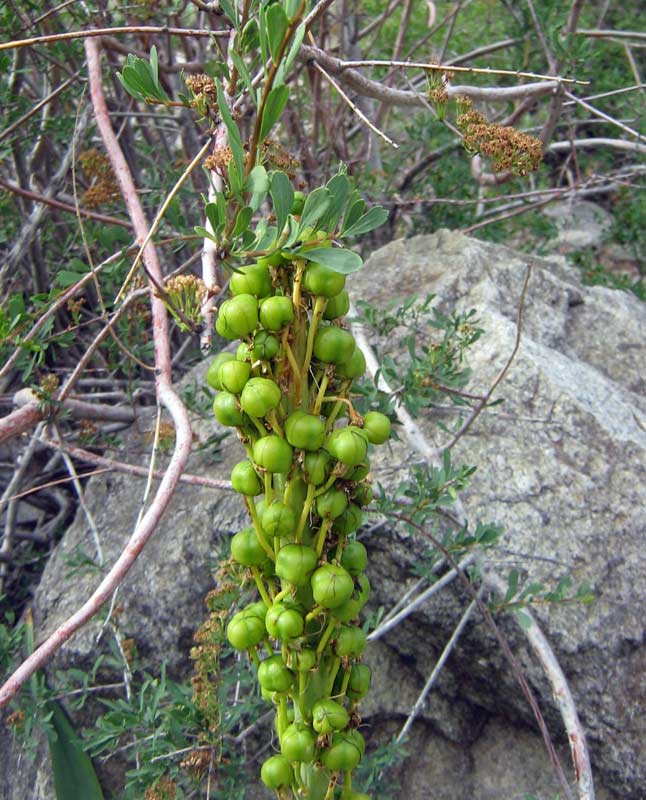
[
  {"left": 266, "top": 3, "right": 288, "bottom": 65},
  {"left": 260, "top": 85, "right": 289, "bottom": 141},
  {"left": 246, "top": 165, "right": 269, "bottom": 212},
  {"left": 215, "top": 81, "right": 245, "bottom": 187},
  {"left": 342, "top": 205, "right": 389, "bottom": 237},
  {"left": 298, "top": 186, "right": 331, "bottom": 233},
  {"left": 275, "top": 21, "right": 305, "bottom": 86},
  {"left": 232, "top": 206, "right": 253, "bottom": 238},
  {"left": 229, "top": 47, "right": 257, "bottom": 106},
  {"left": 296, "top": 247, "right": 363, "bottom": 275}
]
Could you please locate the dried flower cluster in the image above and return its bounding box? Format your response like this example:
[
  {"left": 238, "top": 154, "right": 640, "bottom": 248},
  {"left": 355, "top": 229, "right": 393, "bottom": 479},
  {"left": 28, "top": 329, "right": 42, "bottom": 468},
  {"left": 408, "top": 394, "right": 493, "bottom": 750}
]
[
  {"left": 79, "top": 148, "right": 120, "bottom": 208},
  {"left": 457, "top": 100, "right": 542, "bottom": 176}
]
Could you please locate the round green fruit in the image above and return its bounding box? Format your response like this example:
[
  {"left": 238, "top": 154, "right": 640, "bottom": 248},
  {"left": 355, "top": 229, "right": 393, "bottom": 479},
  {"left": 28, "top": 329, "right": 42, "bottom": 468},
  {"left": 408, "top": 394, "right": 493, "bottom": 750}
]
[
  {"left": 285, "top": 411, "right": 326, "bottom": 451},
  {"left": 311, "top": 564, "right": 354, "bottom": 609},
  {"left": 362, "top": 411, "right": 391, "bottom": 444},
  {"left": 226, "top": 608, "right": 266, "bottom": 650},
  {"left": 260, "top": 754, "right": 293, "bottom": 790},
  {"left": 303, "top": 450, "right": 331, "bottom": 485},
  {"left": 216, "top": 294, "right": 259, "bottom": 339},
  {"left": 323, "top": 290, "right": 350, "bottom": 320},
  {"left": 320, "top": 730, "right": 365, "bottom": 771},
  {"left": 212, "top": 392, "right": 245, "bottom": 427},
  {"left": 332, "top": 504, "right": 363, "bottom": 536},
  {"left": 313, "top": 326, "right": 355, "bottom": 365},
  {"left": 347, "top": 663, "right": 371, "bottom": 701},
  {"left": 276, "top": 544, "right": 318, "bottom": 586},
  {"left": 281, "top": 722, "right": 315, "bottom": 762},
  {"left": 332, "top": 574, "right": 371, "bottom": 622},
  {"left": 334, "top": 625, "right": 367, "bottom": 658},
  {"left": 240, "top": 377, "right": 281, "bottom": 418},
  {"left": 266, "top": 603, "right": 304, "bottom": 640},
  {"left": 312, "top": 699, "right": 349, "bottom": 735},
  {"left": 230, "top": 526, "right": 266, "bottom": 566},
  {"left": 340, "top": 541, "right": 367, "bottom": 575},
  {"left": 231, "top": 460, "right": 262, "bottom": 496},
  {"left": 250, "top": 330, "right": 280, "bottom": 361},
  {"left": 316, "top": 487, "right": 348, "bottom": 520},
  {"left": 261, "top": 502, "right": 296, "bottom": 538},
  {"left": 217, "top": 359, "right": 251, "bottom": 394},
  {"left": 286, "top": 647, "right": 316, "bottom": 672},
  {"left": 258, "top": 655, "right": 294, "bottom": 693},
  {"left": 326, "top": 427, "right": 368, "bottom": 467},
  {"left": 260, "top": 295, "right": 295, "bottom": 331},
  {"left": 253, "top": 435, "right": 294, "bottom": 474},
  {"left": 229, "top": 264, "right": 272, "bottom": 297},
  {"left": 303, "top": 262, "right": 346, "bottom": 298},
  {"left": 335, "top": 347, "right": 366, "bottom": 380}
]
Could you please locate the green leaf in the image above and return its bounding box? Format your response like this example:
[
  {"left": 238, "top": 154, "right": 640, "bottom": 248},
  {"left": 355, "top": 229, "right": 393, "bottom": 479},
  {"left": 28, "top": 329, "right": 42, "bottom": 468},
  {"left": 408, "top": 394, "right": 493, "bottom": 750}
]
[
  {"left": 246, "top": 165, "right": 269, "bottom": 212},
  {"left": 298, "top": 186, "right": 331, "bottom": 233},
  {"left": 275, "top": 21, "right": 305, "bottom": 86},
  {"left": 259, "top": 85, "right": 289, "bottom": 141},
  {"left": 319, "top": 170, "right": 351, "bottom": 232},
  {"left": 341, "top": 195, "right": 366, "bottom": 233},
  {"left": 266, "top": 3, "right": 288, "bottom": 65},
  {"left": 204, "top": 201, "right": 221, "bottom": 232},
  {"left": 297, "top": 247, "right": 363, "bottom": 274},
  {"left": 47, "top": 700, "right": 105, "bottom": 800},
  {"left": 229, "top": 47, "right": 256, "bottom": 106},
  {"left": 270, "top": 171, "right": 294, "bottom": 237},
  {"left": 219, "top": 0, "right": 239, "bottom": 27},
  {"left": 504, "top": 569, "right": 519, "bottom": 603},
  {"left": 240, "top": 18, "right": 260, "bottom": 52},
  {"left": 194, "top": 225, "right": 218, "bottom": 243},
  {"left": 515, "top": 609, "right": 533, "bottom": 630},
  {"left": 55, "top": 271, "right": 86, "bottom": 289},
  {"left": 215, "top": 81, "right": 245, "bottom": 185},
  {"left": 232, "top": 206, "right": 253, "bottom": 239},
  {"left": 258, "top": 6, "right": 269, "bottom": 71},
  {"left": 342, "top": 205, "right": 389, "bottom": 237}
]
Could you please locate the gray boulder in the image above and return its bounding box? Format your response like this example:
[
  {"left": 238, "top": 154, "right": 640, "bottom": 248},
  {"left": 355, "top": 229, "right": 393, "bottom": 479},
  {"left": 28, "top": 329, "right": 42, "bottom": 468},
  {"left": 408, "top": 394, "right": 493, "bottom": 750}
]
[{"left": 2, "top": 231, "right": 644, "bottom": 800}]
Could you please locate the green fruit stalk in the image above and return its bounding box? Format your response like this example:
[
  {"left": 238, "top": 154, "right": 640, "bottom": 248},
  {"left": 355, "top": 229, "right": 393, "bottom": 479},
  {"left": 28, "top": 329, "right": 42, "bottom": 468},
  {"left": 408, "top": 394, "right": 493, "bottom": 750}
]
[{"left": 210, "top": 217, "right": 391, "bottom": 800}]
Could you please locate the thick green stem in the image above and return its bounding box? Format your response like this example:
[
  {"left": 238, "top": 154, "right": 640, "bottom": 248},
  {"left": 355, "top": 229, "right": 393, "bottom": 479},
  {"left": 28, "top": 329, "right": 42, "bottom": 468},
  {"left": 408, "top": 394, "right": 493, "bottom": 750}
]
[
  {"left": 294, "top": 482, "right": 317, "bottom": 543},
  {"left": 246, "top": 497, "right": 275, "bottom": 560},
  {"left": 302, "top": 296, "right": 327, "bottom": 398},
  {"left": 251, "top": 566, "right": 273, "bottom": 607}
]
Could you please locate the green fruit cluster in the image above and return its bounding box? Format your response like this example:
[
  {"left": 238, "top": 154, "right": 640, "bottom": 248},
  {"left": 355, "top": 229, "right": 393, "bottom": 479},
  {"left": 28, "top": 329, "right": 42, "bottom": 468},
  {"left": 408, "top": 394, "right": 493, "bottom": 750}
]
[{"left": 208, "top": 218, "right": 391, "bottom": 800}]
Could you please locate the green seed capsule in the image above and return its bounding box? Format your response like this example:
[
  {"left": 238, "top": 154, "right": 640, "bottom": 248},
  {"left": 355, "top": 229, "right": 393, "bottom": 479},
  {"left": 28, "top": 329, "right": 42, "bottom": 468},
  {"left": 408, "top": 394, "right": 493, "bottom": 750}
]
[
  {"left": 216, "top": 294, "right": 259, "bottom": 339},
  {"left": 258, "top": 654, "right": 294, "bottom": 693},
  {"left": 335, "top": 346, "right": 366, "bottom": 379},
  {"left": 303, "top": 262, "right": 346, "bottom": 298},
  {"left": 332, "top": 574, "right": 371, "bottom": 622},
  {"left": 266, "top": 603, "right": 304, "bottom": 640},
  {"left": 251, "top": 330, "right": 280, "bottom": 361},
  {"left": 276, "top": 544, "right": 318, "bottom": 586},
  {"left": 253, "top": 435, "right": 294, "bottom": 474},
  {"left": 323, "top": 290, "right": 350, "bottom": 320},
  {"left": 212, "top": 392, "right": 245, "bottom": 427},
  {"left": 260, "top": 754, "right": 293, "bottom": 790},
  {"left": 334, "top": 625, "right": 367, "bottom": 658},
  {"left": 240, "top": 377, "right": 282, "bottom": 417},
  {"left": 325, "top": 426, "right": 368, "bottom": 467},
  {"left": 312, "top": 699, "right": 349, "bottom": 734},
  {"left": 230, "top": 460, "right": 262, "bottom": 496},
  {"left": 261, "top": 502, "right": 296, "bottom": 538},
  {"left": 281, "top": 722, "right": 315, "bottom": 762},
  {"left": 313, "top": 326, "right": 356, "bottom": 365},
  {"left": 347, "top": 663, "right": 371, "bottom": 701},
  {"left": 226, "top": 607, "right": 266, "bottom": 650},
  {"left": 320, "top": 730, "right": 365, "bottom": 771},
  {"left": 206, "top": 352, "right": 235, "bottom": 390},
  {"left": 311, "top": 564, "right": 354, "bottom": 609},
  {"left": 362, "top": 411, "right": 392, "bottom": 444},
  {"left": 286, "top": 647, "right": 316, "bottom": 672},
  {"left": 229, "top": 264, "right": 272, "bottom": 297},
  {"left": 303, "top": 450, "right": 331, "bottom": 485},
  {"left": 218, "top": 359, "right": 251, "bottom": 394},
  {"left": 230, "top": 526, "right": 266, "bottom": 566},
  {"left": 340, "top": 541, "right": 368, "bottom": 575},
  {"left": 285, "top": 411, "right": 326, "bottom": 451},
  {"left": 260, "top": 295, "right": 295, "bottom": 331},
  {"left": 316, "top": 487, "right": 348, "bottom": 519}
]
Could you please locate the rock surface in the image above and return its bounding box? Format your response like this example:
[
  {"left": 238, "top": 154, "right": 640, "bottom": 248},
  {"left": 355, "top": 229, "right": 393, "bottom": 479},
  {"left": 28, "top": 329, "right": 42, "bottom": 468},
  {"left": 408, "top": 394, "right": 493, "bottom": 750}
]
[{"left": 2, "top": 231, "right": 644, "bottom": 800}]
